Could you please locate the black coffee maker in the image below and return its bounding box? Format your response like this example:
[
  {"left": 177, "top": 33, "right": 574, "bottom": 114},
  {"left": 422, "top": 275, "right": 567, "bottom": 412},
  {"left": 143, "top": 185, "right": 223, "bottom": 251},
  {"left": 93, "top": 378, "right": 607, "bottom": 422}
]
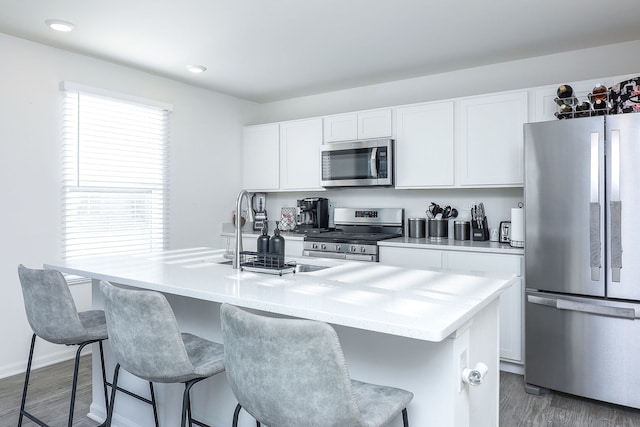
[{"left": 295, "top": 198, "right": 329, "bottom": 232}]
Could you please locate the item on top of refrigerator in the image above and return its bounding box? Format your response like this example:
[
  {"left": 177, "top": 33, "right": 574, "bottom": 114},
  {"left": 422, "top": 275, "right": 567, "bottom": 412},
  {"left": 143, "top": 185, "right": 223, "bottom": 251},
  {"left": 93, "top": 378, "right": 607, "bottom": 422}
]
[
  {"left": 557, "top": 84, "right": 574, "bottom": 99},
  {"left": 610, "top": 76, "right": 640, "bottom": 114},
  {"left": 589, "top": 83, "right": 608, "bottom": 102}
]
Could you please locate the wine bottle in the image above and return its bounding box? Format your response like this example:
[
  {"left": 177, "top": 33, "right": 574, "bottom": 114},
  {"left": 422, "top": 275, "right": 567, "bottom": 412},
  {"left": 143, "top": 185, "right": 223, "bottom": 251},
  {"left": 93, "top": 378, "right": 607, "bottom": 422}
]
[
  {"left": 593, "top": 98, "right": 609, "bottom": 115},
  {"left": 557, "top": 84, "right": 574, "bottom": 99},
  {"left": 555, "top": 103, "right": 573, "bottom": 119},
  {"left": 590, "top": 83, "right": 608, "bottom": 102},
  {"left": 575, "top": 101, "right": 592, "bottom": 117}
]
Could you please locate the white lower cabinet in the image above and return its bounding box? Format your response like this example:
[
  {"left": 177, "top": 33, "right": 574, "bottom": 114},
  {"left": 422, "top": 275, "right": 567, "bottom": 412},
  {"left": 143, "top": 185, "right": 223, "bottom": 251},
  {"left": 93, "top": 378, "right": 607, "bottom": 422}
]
[
  {"left": 285, "top": 239, "right": 303, "bottom": 257},
  {"left": 379, "top": 246, "right": 524, "bottom": 365}
]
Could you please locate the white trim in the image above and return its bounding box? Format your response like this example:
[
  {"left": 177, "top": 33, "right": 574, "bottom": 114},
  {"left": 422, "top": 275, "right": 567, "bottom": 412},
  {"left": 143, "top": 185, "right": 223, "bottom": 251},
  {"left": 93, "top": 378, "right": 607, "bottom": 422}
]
[
  {"left": 59, "top": 80, "right": 174, "bottom": 112},
  {"left": 0, "top": 346, "right": 92, "bottom": 379}
]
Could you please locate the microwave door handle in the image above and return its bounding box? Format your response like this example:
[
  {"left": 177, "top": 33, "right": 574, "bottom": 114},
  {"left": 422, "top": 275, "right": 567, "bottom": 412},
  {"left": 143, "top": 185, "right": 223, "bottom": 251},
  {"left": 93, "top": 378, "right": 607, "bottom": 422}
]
[{"left": 370, "top": 147, "right": 378, "bottom": 178}]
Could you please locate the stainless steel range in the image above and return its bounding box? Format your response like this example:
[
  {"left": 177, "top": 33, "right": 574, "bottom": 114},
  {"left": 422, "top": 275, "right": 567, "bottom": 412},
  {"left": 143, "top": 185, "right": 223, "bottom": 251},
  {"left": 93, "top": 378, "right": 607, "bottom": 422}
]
[{"left": 303, "top": 207, "right": 404, "bottom": 262}]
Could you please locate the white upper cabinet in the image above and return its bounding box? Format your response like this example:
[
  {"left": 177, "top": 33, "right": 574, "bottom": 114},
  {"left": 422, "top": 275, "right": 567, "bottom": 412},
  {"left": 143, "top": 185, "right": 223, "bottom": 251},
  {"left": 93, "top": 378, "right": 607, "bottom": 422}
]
[
  {"left": 279, "top": 118, "right": 323, "bottom": 191},
  {"left": 457, "top": 91, "right": 528, "bottom": 186},
  {"left": 323, "top": 108, "right": 392, "bottom": 143},
  {"left": 323, "top": 113, "right": 358, "bottom": 142},
  {"left": 394, "top": 101, "right": 455, "bottom": 188},
  {"left": 242, "top": 123, "right": 280, "bottom": 191}
]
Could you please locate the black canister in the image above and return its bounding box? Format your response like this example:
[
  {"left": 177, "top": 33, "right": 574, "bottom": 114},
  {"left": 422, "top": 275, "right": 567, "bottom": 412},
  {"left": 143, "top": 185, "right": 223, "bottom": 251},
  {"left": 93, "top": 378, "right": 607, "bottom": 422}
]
[
  {"left": 454, "top": 221, "right": 471, "bottom": 241},
  {"left": 257, "top": 224, "right": 270, "bottom": 253},
  {"left": 270, "top": 222, "right": 285, "bottom": 257}
]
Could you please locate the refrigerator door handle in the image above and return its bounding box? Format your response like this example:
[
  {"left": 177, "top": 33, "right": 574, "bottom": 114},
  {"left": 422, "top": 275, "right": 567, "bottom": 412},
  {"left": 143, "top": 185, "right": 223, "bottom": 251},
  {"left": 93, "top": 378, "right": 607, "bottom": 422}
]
[
  {"left": 528, "top": 295, "right": 637, "bottom": 319},
  {"left": 556, "top": 298, "right": 635, "bottom": 319},
  {"left": 589, "top": 132, "right": 601, "bottom": 281},
  {"left": 610, "top": 129, "right": 622, "bottom": 282}
]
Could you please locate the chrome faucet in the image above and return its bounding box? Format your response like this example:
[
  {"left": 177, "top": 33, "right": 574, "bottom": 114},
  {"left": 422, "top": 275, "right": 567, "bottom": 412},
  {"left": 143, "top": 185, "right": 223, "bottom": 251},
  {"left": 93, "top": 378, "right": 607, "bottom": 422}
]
[{"left": 233, "top": 190, "right": 251, "bottom": 269}]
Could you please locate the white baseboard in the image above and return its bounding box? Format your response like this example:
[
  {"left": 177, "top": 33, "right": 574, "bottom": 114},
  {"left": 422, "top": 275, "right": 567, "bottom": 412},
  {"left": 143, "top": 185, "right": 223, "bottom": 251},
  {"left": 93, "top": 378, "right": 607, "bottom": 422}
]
[
  {"left": 89, "top": 402, "right": 147, "bottom": 427},
  {"left": 0, "top": 345, "right": 92, "bottom": 379},
  {"left": 500, "top": 360, "right": 524, "bottom": 375}
]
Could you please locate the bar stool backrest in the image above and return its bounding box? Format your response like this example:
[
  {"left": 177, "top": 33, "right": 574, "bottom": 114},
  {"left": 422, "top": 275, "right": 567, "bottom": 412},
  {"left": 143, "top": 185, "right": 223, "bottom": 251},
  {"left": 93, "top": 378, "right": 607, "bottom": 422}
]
[
  {"left": 221, "top": 303, "right": 366, "bottom": 427},
  {"left": 18, "top": 265, "right": 86, "bottom": 344},
  {"left": 100, "top": 281, "right": 196, "bottom": 383}
]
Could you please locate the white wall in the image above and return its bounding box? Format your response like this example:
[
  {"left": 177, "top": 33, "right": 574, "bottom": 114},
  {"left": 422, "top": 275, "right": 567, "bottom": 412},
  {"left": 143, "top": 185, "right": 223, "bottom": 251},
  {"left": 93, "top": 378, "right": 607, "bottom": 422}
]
[
  {"left": 254, "top": 40, "right": 640, "bottom": 122},
  {"left": 252, "top": 40, "right": 640, "bottom": 229},
  {"left": 0, "top": 33, "right": 257, "bottom": 377}
]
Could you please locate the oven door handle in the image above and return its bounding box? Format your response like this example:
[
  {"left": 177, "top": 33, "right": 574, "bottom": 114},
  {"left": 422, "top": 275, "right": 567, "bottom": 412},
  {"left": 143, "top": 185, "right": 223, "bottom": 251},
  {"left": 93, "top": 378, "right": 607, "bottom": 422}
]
[
  {"left": 303, "top": 250, "right": 346, "bottom": 260},
  {"left": 370, "top": 147, "right": 378, "bottom": 178}
]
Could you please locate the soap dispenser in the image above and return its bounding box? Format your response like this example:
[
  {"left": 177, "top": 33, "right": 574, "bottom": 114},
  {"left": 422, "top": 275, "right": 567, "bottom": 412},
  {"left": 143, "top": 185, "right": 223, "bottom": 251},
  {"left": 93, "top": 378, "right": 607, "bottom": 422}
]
[
  {"left": 257, "top": 224, "right": 270, "bottom": 254},
  {"left": 270, "top": 221, "right": 285, "bottom": 258}
]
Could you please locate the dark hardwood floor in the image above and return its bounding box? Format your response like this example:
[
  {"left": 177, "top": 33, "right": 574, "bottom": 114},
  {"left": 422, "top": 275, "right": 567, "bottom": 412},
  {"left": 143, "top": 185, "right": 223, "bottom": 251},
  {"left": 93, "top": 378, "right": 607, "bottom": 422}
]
[{"left": 2, "top": 357, "right": 640, "bottom": 426}]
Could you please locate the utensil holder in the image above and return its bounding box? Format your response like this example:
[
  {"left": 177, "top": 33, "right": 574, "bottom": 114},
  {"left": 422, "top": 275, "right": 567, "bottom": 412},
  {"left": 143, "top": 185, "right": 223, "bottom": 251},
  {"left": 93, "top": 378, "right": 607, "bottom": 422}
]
[
  {"left": 472, "top": 218, "right": 489, "bottom": 241},
  {"left": 428, "top": 219, "right": 448, "bottom": 240}
]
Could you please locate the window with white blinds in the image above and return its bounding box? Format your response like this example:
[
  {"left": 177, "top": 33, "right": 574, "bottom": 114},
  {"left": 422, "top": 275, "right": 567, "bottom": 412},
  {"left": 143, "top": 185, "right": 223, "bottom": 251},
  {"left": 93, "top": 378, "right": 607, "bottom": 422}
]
[{"left": 61, "top": 85, "right": 171, "bottom": 261}]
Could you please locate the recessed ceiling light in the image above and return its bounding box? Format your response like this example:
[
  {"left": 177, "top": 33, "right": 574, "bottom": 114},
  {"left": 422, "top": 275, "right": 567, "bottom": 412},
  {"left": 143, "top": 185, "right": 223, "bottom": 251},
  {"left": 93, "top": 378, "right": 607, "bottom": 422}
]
[
  {"left": 45, "top": 19, "right": 75, "bottom": 32},
  {"left": 186, "top": 65, "right": 207, "bottom": 74}
]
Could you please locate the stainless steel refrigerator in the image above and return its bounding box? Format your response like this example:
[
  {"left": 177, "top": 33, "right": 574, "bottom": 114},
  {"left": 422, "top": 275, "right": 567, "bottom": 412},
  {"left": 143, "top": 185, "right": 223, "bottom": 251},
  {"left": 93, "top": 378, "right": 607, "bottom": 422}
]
[{"left": 524, "top": 113, "right": 640, "bottom": 408}]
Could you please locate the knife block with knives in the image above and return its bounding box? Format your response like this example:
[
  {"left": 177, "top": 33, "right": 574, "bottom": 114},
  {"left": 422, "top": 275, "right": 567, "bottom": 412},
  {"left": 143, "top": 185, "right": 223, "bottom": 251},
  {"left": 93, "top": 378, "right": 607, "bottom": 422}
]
[
  {"left": 472, "top": 218, "right": 489, "bottom": 241},
  {"left": 471, "top": 203, "right": 489, "bottom": 241}
]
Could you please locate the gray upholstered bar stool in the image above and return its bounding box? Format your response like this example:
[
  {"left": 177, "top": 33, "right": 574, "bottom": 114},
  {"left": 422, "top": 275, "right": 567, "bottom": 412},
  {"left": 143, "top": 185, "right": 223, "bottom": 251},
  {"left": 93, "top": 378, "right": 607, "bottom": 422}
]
[
  {"left": 100, "top": 281, "right": 225, "bottom": 427},
  {"left": 220, "top": 303, "right": 413, "bottom": 427},
  {"left": 17, "top": 264, "right": 111, "bottom": 427}
]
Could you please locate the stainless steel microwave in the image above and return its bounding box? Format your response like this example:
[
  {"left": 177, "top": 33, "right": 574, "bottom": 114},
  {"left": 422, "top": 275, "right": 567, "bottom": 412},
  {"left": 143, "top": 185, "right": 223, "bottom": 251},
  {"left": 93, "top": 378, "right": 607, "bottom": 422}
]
[{"left": 321, "top": 139, "right": 393, "bottom": 187}]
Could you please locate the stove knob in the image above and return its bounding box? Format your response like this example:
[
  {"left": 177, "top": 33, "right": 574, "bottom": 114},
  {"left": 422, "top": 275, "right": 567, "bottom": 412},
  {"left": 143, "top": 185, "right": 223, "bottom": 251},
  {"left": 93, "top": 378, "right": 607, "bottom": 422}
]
[
  {"left": 335, "top": 244, "right": 341, "bottom": 251},
  {"left": 321, "top": 244, "right": 326, "bottom": 250},
  {"left": 360, "top": 246, "right": 366, "bottom": 253},
  {"left": 350, "top": 245, "right": 357, "bottom": 252},
  {"left": 312, "top": 243, "right": 318, "bottom": 250}
]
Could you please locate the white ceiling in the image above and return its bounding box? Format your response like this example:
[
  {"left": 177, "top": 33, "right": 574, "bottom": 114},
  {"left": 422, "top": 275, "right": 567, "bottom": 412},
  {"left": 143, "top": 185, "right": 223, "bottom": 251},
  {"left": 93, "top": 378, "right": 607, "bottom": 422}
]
[{"left": 1, "top": 0, "right": 639, "bottom": 103}]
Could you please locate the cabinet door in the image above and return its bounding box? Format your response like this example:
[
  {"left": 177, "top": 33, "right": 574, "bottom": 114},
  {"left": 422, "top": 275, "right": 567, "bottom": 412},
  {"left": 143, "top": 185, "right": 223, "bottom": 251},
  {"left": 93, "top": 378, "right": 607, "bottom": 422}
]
[
  {"left": 394, "top": 101, "right": 455, "bottom": 188},
  {"left": 323, "top": 113, "right": 358, "bottom": 142},
  {"left": 379, "top": 246, "right": 444, "bottom": 269},
  {"left": 280, "top": 118, "right": 323, "bottom": 190},
  {"left": 446, "top": 252, "right": 523, "bottom": 363},
  {"left": 285, "top": 239, "right": 303, "bottom": 257},
  {"left": 243, "top": 124, "right": 280, "bottom": 191},
  {"left": 358, "top": 109, "right": 392, "bottom": 140},
  {"left": 457, "top": 91, "right": 528, "bottom": 186}
]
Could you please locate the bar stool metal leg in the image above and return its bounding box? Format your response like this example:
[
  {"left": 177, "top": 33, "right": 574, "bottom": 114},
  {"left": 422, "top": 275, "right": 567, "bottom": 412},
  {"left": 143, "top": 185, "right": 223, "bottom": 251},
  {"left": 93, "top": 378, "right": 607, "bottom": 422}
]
[
  {"left": 17, "top": 334, "right": 36, "bottom": 427},
  {"left": 19, "top": 334, "right": 107, "bottom": 427}
]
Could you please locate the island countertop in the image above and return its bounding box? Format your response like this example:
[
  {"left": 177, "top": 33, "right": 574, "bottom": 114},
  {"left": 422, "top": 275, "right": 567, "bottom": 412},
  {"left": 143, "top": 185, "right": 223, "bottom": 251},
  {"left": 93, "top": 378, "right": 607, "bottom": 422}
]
[{"left": 46, "top": 247, "right": 516, "bottom": 342}]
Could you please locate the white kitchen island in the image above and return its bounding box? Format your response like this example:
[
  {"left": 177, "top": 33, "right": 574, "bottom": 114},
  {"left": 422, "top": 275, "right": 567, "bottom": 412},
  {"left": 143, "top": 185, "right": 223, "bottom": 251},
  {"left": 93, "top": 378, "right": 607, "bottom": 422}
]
[{"left": 45, "top": 247, "right": 516, "bottom": 427}]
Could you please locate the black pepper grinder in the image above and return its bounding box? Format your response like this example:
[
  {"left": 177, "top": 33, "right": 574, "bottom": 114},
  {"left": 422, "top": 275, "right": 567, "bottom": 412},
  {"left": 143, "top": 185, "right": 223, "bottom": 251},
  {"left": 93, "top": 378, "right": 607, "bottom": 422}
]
[
  {"left": 256, "top": 223, "right": 270, "bottom": 254},
  {"left": 270, "top": 221, "right": 285, "bottom": 258}
]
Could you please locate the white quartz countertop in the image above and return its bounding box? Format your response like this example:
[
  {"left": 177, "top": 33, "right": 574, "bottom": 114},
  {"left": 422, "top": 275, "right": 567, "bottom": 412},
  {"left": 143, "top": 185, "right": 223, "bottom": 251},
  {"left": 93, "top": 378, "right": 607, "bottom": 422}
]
[
  {"left": 380, "top": 236, "right": 524, "bottom": 255},
  {"left": 46, "top": 247, "right": 516, "bottom": 342}
]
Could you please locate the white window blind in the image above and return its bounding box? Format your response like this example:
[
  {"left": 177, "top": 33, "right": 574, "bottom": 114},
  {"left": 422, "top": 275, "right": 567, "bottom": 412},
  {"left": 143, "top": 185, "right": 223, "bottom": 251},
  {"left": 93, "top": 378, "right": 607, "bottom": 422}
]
[{"left": 61, "top": 86, "right": 170, "bottom": 261}]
